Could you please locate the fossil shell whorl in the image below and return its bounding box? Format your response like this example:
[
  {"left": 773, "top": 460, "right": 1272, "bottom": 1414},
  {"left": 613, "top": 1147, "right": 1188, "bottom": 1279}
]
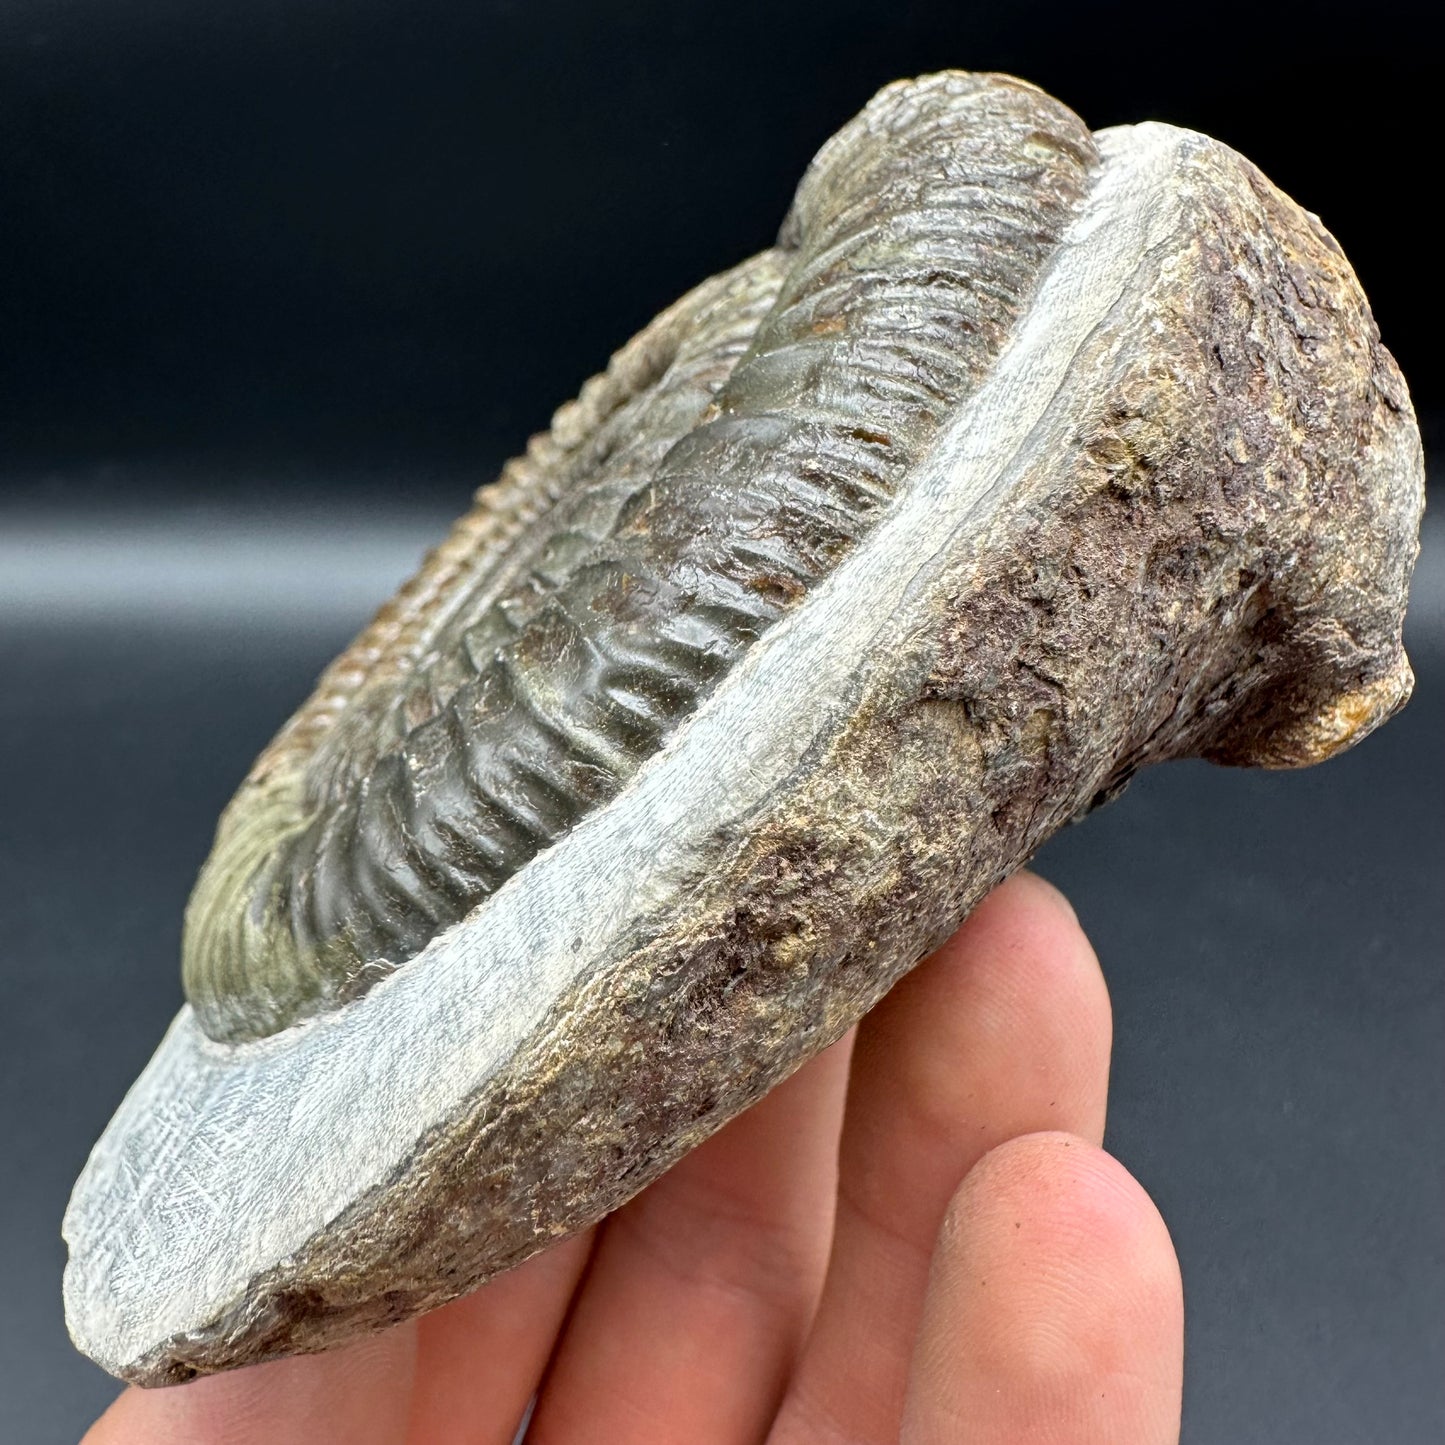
[
  {"left": 65, "top": 71, "right": 1422, "bottom": 1385},
  {"left": 183, "top": 72, "right": 1099, "bottom": 1043}
]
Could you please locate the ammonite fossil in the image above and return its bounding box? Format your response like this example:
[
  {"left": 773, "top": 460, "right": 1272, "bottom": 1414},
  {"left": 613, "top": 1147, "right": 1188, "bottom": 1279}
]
[{"left": 64, "top": 72, "right": 1423, "bottom": 1384}]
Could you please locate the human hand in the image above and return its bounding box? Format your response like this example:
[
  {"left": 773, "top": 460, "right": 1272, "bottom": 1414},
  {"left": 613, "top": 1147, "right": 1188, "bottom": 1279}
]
[{"left": 83, "top": 872, "right": 1183, "bottom": 1444}]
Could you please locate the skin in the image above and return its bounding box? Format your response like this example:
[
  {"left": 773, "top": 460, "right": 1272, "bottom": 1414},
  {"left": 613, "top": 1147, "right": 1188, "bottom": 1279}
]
[{"left": 83, "top": 872, "right": 1184, "bottom": 1444}]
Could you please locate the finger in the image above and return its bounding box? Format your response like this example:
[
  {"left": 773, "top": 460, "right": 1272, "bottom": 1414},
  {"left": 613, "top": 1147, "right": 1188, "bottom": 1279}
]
[
  {"left": 527, "top": 1031, "right": 855, "bottom": 1445},
  {"left": 404, "top": 1231, "right": 593, "bottom": 1445},
  {"left": 83, "top": 1325, "right": 417, "bottom": 1445},
  {"left": 902, "top": 1132, "right": 1184, "bottom": 1445},
  {"left": 770, "top": 871, "right": 1112, "bottom": 1444}
]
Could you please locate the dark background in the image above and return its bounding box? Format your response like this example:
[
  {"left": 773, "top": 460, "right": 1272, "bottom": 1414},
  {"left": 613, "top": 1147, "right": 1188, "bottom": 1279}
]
[{"left": 2, "top": 2, "right": 1440, "bottom": 1441}]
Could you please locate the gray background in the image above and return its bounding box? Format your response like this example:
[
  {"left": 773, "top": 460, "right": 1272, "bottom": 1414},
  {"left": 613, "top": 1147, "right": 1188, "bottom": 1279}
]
[{"left": 2, "top": 1, "right": 1442, "bottom": 1439}]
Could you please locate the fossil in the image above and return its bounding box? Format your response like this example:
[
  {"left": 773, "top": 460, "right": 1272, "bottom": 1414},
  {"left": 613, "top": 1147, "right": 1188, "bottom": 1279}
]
[{"left": 64, "top": 72, "right": 1422, "bottom": 1385}]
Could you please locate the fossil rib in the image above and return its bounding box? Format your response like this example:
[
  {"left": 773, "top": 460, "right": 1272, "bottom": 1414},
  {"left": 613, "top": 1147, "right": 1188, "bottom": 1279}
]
[
  {"left": 64, "top": 72, "right": 1422, "bottom": 1385},
  {"left": 184, "top": 74, "right": 1099, "bottom": 1044}
]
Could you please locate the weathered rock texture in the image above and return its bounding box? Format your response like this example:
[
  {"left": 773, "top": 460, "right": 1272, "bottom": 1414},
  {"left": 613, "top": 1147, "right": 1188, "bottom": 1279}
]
[{"left": 64, "top": 72, "right": 1422, "bottom": 1385}]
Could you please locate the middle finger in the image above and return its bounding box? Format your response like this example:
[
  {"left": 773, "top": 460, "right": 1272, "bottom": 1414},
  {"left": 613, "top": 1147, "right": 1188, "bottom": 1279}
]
[
  {"left": 768, "top": 872, "right": 1113, "bottom": 1444},
  {"left": 527, "top": 1031, "right": 854, "bottom": 1444}
]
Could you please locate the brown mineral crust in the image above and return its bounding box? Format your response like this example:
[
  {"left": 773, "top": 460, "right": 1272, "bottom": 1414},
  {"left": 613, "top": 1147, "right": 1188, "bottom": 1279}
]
[{"left": 118, "top": 133, "right": 1420, "bottom": 1385}]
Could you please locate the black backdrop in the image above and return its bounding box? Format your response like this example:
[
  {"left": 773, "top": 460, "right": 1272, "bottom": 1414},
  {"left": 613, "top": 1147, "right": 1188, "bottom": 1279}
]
[
  {"left": 2, "top": 4, "right": 1441, "bottom": 1443},
  {"left": 2, "top": 0, "right": 1439, "bottom": 487}
]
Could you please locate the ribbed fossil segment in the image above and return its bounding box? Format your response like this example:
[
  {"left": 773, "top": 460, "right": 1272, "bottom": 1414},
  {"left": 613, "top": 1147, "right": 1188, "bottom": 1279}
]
[{"left": 184, "top": 73, "right": 1099, "bottom": 1042}]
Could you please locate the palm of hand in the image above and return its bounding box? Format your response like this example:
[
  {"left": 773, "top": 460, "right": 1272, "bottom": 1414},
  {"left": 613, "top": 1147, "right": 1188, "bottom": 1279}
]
[{"left": 85, "top": 874, "right": 1183, "bottom": 1445}]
